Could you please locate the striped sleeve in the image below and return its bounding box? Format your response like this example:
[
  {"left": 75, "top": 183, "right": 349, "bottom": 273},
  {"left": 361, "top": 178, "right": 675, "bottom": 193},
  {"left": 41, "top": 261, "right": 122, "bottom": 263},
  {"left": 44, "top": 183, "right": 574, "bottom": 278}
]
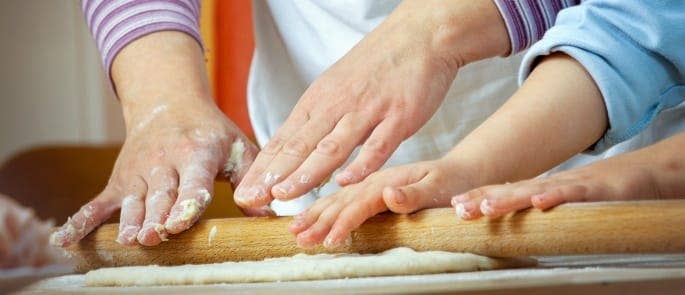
[
  {"left": 81, "top": 0, "right": 202, "bottom": 76},
  {"left": 493, "top": 0, "right": 580, "bottom": 55}
]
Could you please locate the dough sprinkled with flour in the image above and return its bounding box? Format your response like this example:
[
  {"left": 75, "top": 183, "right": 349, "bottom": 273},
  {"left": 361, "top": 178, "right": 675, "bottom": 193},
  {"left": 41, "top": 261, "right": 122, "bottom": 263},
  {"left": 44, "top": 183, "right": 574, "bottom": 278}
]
[{"left": 85, "top": 247, "right": 534, "bottom": 286}]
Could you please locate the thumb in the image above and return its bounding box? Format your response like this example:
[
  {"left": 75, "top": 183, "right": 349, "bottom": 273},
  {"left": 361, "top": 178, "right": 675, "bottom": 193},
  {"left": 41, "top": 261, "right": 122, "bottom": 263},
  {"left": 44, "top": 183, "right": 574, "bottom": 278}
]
[
  {"left": 382, "top": 179, "right": 451, "bottom": 214},
  {"left": 223, "top": 136, "right": 260, "bottom": 188}
]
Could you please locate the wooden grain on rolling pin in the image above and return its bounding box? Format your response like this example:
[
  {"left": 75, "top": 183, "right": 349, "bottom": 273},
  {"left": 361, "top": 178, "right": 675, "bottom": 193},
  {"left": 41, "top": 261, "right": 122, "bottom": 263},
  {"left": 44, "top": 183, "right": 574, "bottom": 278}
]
[{"left": 64, "top": 200, "right": 685, "bottom": 272}]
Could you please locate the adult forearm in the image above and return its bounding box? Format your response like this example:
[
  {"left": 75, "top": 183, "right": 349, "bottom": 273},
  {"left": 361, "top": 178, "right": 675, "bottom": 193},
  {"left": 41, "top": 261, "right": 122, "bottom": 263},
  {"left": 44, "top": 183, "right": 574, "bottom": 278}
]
[
  {"left": 111, "top": 31, "right": 214, "bottom": 132},
  {"left": 386, "top": 0, "right": 510, "bottom": 69}
]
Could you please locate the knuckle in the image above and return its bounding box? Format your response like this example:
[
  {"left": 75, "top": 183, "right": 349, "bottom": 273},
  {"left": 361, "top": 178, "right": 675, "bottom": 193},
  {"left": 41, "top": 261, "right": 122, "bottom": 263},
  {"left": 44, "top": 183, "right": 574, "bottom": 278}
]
[
  {"left": 563, "top": 184, "right": 588, "bottom": 199},
  {"left": 179, "top": 134, "right": 202, "bottom": 149},
  {"left": 336, "top": 112, "right": 363, "bottom": 131},
  {"left": 315, "top": 139, "right": 341, "bottom": 157},
  {"left": 160, "top": 187, "right": 179, "bottom": 197},
  {"left": 283, "top": 138, "right": 310, "bottom": 157},
  {"left": 363, "top": 138, "right": 390, "bottom": 157},
  {"left": 262, "top": 137, "right": 285, "bottom": 155},
  {"left": 511, "top": 184, "right": 535, "bottom": 198},
  {"left": 149, "top": 167, "right": 176, "bottom": 182}
]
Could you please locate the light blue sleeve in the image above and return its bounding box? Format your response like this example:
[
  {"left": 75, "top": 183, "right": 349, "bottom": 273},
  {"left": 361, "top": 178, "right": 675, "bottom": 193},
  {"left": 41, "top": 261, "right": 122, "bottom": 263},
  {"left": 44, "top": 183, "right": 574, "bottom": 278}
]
[{"left": 518, "top": 0, "right": 685, "bottom": 153}]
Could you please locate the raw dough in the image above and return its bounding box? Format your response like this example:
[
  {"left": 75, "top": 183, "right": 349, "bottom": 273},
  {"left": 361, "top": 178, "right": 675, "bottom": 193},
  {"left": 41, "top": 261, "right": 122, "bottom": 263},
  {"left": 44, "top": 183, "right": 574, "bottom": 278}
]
[{"left": 85, "top": 247, "right": 533, "bottom": 286}]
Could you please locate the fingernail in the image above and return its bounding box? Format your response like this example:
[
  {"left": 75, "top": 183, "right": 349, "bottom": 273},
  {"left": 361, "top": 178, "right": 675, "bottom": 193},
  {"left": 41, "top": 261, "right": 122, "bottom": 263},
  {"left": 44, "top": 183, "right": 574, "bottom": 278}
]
[
  {"left": 179, "top": 199, "right": 201, "bottom": 222},
  {"left": 116, "top": 225, "right": 140, "bottom": 245},
  {"left": 237, "top": 186, "right": 266, "bottom": 205},
  {"left": 233, "top": 187, "right": 248, "bottom": 203},
  {"left": 323, "top": 235, "right": 338, "bottom": 248},
  {"left": 480, "top": 199, "right": 494, "bottom": 216},
  {"left": 452, "top": 194, "right": 467, "bottom": 203},
  {"left": 455, "top": 203, "right": 471, "bottom": 219},
  {"left": 49, "top": 231, "right": 65, "bottom": 247},
  {"left": 198, "top": 189, "right": 211, "bottom": 203},
  {"left": 296, "top": 234, "right": 314, "bottom": 249},
  {"left": 141, "top": 222, "right": 168, "bottom": 242},
  {"left": 165, "top": 199, "right": 201, "bottom": 230},
  {"left": 50, "top": 222, "right": 80, "bottom": 247},
  {"left": 251, "top": 186, "right": 266, "bottom": 201},
  {"left": 154, "top": 223, "right": 169, "bottom": 242},
  {"left": 391, "top": 188, "right": 406, "bottom": 204},
  {"left": 290, "top": 220, "right": 304, "bottom": 229},
  {"left": 532, "top": 193, "right": 546, "bottom": 202}
]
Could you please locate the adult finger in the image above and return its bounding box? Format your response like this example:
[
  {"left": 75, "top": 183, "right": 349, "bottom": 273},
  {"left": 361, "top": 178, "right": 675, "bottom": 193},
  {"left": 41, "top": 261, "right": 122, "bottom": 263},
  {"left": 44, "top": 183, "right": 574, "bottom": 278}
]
[
  {"left": 117, "top": 195, "right": 145, "bottom": 245},
  {"left": 336, "top": 117, "right": 404, "bottom": 186},
  {"left": 248, "top": 117, "right": 337, "bottom": 203},
  {"left": 272, "top": 112, "right": 374, "bottom": 200},
  {"left": 165, "top": 160, "right": 216, "bottom": 234},
  {"left": 233, "top": 114, "right": 309, "bottom": 208},
  {"left": 116, "top": 176, "right": 148, "bottom": 245},
  {"left": 137, "top": 168, "right": 179, "bottom": 246},
  {"left": 50, "top": 188, "right": 120, "bottom": 247}
]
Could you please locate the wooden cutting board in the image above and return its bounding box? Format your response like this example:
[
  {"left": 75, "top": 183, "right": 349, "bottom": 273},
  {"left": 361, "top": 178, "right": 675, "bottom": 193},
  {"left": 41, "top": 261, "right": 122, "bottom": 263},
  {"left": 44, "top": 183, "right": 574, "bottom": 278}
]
[{"left": 64, "top": 200, "right": 685, "bottom": 272}]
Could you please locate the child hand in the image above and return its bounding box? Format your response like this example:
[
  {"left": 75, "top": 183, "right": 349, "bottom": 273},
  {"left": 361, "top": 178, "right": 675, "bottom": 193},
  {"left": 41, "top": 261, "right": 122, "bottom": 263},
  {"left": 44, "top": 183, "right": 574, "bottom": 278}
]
[
  {"left": 289, "top": 159, "right": 476, "bottom": 249},
  {"left": 450, "top": 153, "right": 665, "bottom": 220}
]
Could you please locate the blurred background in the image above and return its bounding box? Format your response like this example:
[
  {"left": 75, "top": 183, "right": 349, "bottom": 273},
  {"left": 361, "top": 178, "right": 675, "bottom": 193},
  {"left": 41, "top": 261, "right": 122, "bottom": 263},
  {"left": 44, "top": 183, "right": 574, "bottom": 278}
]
[
  {"left": 0, "top": 0, "right": 255, "bottom": 222},
  {"left": 0, "top": 0, "right": 123, "bottom": 164}
]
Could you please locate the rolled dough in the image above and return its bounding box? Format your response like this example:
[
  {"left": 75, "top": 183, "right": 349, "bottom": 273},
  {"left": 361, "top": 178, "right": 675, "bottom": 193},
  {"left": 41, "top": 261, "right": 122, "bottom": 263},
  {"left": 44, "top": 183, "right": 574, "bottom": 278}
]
[{"left": 85, "top": 247, "right": 534, "bottom": 286}]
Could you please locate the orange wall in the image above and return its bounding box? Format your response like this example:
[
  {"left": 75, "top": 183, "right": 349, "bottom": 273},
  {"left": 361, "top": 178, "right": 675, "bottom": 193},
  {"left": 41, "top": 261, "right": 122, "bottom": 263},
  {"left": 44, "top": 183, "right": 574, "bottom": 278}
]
[{"left": 201, "top": 0, "right": 255, "bottom": 139}]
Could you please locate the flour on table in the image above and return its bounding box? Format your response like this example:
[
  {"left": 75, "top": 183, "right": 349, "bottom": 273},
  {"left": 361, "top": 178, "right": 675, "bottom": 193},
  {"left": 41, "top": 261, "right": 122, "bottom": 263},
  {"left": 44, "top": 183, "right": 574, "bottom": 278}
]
[{"left": 85, "top": 247, "right": 533, "bottom": 287}]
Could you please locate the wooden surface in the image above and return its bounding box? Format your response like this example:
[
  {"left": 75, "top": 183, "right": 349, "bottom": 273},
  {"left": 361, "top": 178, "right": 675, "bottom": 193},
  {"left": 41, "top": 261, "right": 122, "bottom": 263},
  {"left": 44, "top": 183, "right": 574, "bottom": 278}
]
[{"left": 64, "top": 200, "right": 685, "bottom": 272}]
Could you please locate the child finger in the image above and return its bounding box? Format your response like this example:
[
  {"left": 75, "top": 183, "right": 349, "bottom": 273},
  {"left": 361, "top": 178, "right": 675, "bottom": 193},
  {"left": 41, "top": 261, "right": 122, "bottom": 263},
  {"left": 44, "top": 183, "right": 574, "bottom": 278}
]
[{"left": 323, "top": 196, "right": 387, "bottom": 249}]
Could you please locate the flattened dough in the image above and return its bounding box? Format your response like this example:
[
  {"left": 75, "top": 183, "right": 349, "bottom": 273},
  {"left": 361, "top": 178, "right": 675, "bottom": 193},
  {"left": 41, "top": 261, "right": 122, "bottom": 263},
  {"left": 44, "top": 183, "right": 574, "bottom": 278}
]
[{"left": 86, "top": 247, "right": 534, "bottom": 286}]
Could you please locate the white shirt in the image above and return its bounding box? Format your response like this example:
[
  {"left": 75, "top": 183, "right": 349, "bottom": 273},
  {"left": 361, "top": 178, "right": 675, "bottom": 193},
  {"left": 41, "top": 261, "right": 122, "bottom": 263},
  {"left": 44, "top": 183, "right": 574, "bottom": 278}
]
[{"left": 246, "top": 0, "right": 685, "bottom": 215}]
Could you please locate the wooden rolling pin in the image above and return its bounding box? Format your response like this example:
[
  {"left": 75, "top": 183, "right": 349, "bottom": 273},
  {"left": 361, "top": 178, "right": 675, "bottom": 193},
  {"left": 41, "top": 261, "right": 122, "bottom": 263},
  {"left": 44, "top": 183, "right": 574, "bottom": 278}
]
[{"left": 64, "top": 200, "right": 685, "bottom": 272}]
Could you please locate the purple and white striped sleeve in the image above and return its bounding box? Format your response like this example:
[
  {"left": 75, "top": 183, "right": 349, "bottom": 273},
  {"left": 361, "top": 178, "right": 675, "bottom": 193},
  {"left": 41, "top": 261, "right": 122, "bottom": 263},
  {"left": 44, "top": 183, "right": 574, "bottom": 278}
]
[
  {"left": 493, "top": 0, "right": 580, "bottom": 55},
  {"left": 81, "top": 0, "right": 202, "bottom": 76}
]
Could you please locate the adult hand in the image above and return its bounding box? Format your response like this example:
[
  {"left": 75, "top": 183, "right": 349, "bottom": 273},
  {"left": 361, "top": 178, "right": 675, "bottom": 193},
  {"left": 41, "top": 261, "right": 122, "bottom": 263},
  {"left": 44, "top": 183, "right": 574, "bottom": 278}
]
[
  {"left": 234, "top": 0, "right": 509, "bottom": 209},
  {"left": 50, "top": 32, "right": 261, "bottom": 247},
  {"left": 50, "top": 100, "right": 259, "bottom": 248}
]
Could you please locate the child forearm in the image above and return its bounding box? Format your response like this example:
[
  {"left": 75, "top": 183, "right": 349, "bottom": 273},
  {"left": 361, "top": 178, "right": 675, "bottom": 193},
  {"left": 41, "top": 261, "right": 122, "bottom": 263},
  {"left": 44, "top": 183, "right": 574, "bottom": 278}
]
[
  {"left": 635, "top": 133, "right": 685, "bottom": 198},
  {"left": 447, "top": 52, "right": 608, "bottom": 186}
]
